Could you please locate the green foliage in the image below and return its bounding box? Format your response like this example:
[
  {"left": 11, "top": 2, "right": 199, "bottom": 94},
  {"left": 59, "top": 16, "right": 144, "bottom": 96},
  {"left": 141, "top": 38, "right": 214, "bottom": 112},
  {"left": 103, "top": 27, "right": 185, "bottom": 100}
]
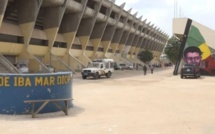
[
  {"left": 164, "top": 36, "right": 181, "bottom": 64},
  {"left": 138, "top": 50, "right": 153, "bottom": 63}
]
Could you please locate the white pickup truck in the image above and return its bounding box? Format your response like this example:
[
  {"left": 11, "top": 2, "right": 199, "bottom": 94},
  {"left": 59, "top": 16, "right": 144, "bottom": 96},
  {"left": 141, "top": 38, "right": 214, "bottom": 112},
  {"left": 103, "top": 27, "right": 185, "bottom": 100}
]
[{"left": 81, "top": 59, "right": 114, "bottom": 79}]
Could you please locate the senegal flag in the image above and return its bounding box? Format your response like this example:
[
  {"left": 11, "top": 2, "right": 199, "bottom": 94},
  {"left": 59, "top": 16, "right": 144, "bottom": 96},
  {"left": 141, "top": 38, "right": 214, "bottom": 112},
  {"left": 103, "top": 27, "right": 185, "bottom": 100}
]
[{"left": 186, "top": 25, "right": 211, "bottom": 60}]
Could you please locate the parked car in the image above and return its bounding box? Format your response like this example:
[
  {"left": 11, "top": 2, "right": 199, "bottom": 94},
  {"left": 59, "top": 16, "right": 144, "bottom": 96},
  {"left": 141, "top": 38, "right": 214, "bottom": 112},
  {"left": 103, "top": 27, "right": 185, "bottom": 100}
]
[
  {"left": 114, "top": 63, "right": 123, "bottom": 70},
  {"left": 128, "top": 64, "right": 134, "bottom": 70},
  {"left": 119, "top": 63, "right": 129, "bottom": 70},
  {"left": 14, "top": 63, "right": 29, "bottom": 73},
  {"left": 46, "top": 65, "right": 55, "bottom": 72},
  {"left": 181, "top": 63, "right": 201, "bottom": 78},
  {"left": 119, "top": 63, "right": 134, "bottom": 70}
]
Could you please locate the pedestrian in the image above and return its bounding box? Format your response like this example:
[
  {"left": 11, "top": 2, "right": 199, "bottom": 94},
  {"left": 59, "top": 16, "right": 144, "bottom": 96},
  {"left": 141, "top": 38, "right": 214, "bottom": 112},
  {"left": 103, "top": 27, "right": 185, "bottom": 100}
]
[
  {"left": 150, "top": 65, "right": 154, "bottom": 74},
  {"left": 136, "top": 63, "right": 138, "bottom": 70},
  {"left": 143, "top": 65, "right": 147, "bottom": 75}
]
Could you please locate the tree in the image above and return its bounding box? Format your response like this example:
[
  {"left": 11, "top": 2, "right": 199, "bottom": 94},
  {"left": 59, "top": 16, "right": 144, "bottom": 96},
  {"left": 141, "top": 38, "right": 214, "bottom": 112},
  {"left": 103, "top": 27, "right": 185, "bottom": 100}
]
[
  {"left": 138, "top": 50, "right": 153, "bottom": 63},
  {"left": 164, "top": 36, "right": 181, "bottom": 64}
]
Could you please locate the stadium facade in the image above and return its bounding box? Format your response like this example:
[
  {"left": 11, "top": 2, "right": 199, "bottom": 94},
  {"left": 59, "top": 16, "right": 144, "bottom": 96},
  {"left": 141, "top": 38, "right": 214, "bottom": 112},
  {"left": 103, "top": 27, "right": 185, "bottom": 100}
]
[{"left": 0, "top": 0, "right": 168, "bottom": 73}]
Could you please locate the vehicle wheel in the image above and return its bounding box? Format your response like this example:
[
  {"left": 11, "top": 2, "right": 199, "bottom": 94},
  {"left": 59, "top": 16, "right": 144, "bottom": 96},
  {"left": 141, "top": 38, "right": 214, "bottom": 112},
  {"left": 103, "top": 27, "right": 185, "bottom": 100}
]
[
  {"left": 106, "top": 72, "right": 111, "bottom": 78},
  {"left": 94, "top": 72, "right": 99, "bottom": 79},
  {"left": 82, "top": 76, "right": 87, "bottom": 79}
]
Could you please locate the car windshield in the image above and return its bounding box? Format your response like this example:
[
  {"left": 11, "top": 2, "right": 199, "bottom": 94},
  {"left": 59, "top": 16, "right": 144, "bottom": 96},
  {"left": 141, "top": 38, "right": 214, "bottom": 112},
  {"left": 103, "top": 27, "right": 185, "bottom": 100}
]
[
  {"left": 88, "top": 63, "right": 100, "bottom": 68},
  {"left": 120, "top": 64, "right": 126, "bottom": 66}
]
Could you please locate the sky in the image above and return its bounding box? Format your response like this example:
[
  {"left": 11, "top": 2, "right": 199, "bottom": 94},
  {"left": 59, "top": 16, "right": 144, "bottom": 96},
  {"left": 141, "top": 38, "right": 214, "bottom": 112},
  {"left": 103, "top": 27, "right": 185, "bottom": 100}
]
[{"left": 115, "top": 0, "right": 215, "bottom": 37}]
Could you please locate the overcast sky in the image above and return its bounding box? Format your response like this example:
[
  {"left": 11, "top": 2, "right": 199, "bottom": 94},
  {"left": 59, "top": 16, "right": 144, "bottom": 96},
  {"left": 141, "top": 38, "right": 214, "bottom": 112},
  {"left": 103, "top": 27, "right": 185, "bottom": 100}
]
[{"left": 115, "top": 0, "right": 215, "bottom": 37}]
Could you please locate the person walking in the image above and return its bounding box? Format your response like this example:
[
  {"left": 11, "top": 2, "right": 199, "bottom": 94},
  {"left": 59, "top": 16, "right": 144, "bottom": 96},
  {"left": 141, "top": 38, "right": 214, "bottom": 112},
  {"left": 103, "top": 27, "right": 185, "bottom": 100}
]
[
  {"left": 143, "top": 65, "right": 147, "bottom": 75},
  {"left": 150, "top": 65, "right": 154, "bottom": 74}
]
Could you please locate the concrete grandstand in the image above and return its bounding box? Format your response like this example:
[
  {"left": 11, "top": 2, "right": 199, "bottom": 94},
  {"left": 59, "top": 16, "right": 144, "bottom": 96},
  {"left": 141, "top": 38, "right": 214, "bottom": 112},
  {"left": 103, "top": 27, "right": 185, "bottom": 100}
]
[{"left": 0, "top": 0, "right": 168, "bottom": 73}]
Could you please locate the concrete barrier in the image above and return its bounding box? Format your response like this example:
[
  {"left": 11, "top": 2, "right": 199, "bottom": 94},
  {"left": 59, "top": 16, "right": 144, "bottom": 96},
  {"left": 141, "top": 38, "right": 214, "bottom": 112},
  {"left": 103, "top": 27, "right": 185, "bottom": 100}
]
[{"left": 0, "top": 72, "right": 73, "bottom": 114}]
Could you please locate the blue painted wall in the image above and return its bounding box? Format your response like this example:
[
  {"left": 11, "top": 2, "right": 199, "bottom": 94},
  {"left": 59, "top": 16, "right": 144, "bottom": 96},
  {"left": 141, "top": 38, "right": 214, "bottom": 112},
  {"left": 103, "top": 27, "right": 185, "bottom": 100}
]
[{"left": 0, "top": 72, "right": 73, "bottom": 114}]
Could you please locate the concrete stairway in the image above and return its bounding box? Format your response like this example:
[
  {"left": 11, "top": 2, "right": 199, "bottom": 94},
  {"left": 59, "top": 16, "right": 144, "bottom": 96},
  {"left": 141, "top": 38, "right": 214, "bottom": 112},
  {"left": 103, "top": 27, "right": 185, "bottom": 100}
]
[{"left": 0, "top": 62, "right": 12, "bottom": 73}]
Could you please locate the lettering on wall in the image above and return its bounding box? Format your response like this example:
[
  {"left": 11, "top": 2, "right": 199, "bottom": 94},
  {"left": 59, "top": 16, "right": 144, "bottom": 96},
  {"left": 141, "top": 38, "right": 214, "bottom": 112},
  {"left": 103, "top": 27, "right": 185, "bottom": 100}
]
[{"left": 0, "top": 75, "right": 72, "bottom": 87}]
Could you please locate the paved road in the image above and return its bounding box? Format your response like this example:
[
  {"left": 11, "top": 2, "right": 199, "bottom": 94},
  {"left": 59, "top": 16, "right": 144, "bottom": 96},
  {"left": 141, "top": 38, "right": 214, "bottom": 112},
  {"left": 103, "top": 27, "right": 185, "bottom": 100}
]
[{"left": 1, "top": 66, "right": 215, "bottom": 134}]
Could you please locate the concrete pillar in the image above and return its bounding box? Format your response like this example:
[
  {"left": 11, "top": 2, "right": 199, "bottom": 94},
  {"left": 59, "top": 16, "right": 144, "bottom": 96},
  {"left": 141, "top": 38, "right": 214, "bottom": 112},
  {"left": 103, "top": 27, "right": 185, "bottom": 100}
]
[
  {"left": 117, "top": 20, "right": 133, "bottom": 54},
  {"left": 155, "top": 43, "right": 159, "bottom": 52},
  {"left": 16, "top": 0, "right": 43, "bottom": 63},
  {"left": 142, "top": 24, "right": 154, "bottom": 50},
  {"left": 17, "top": 0, "right": 43, "bottom": 45},
  {"left": 128, "top": 16, "right": 144, "bottom": 57},
  {"left": 156, "top": 32, "right": 164, "bottom": 52},
  {"left": 141, "top": 38, "right": 148, "bottom": 50},
  {"left": 60, "top": 0, "right": 88, "bottom": 70},
  {"left": 134, "top": 23, "right": 148, "bottom": 55},
  {"left": 148, "top": 29, "right": 157, "bottom": 51},
  {"left": 156, "top": 44, "right": 161, "bottom": 52},
  {"left": 135, "top": 37, "right": 145, "bottom": 55},
  {"left": 0, "top": 0, "right": 8, "bottom": 28},
  {"left": 135, "top": 22, "right": 151, "bottom": 54},
  {"left": 146, "top": 38, "right": 153, "bottom": 50},
  {"left": 43, "top": 0, "right": 68, "bottom": 49},
  {"left": 123, "top": 13, "right": 138, "bottom": 54},
  {"left": 124, "top": 33, "right": 135, "bottom": 52},
  {"left": 77, "top": 0, "right": 103, "bottom": 51},
  {"left": 119, "top": 12, "right": 137, "bottom": 55},
  {"left": 156, "top": 31, "right": 163, "bottom": 51},
  {"left": 155, "top": 41, "right": 160, "bottom": 52},
  {"left": 158, "top": 33, "right": 166, "bottom": 52},
  {"left": 91, "top": 0, "right": 115, "bottom": 58},
  {"left": 42, "top": 0, "right": 68, "bottom": 65},
  {"left": 150, "top": 28, "right": 159, "bottom": 51},
  {"left": 158, "top": 35, "right": 166, "bottom": 52},
  {"left": 101, "top": 3, "right": 126, "bottom": 56},
  {"left": 61, "top": 0, "right": 88, "bottom": 50},
  {"left": 111, "top": 5, "right": 129, "bottom": 54}
]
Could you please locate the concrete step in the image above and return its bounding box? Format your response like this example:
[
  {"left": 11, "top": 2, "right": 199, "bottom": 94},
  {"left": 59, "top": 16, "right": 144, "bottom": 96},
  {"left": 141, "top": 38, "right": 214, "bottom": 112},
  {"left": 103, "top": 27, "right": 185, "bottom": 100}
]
[{"left": 0, "top": 62, "right": 11, "bottom": 73}]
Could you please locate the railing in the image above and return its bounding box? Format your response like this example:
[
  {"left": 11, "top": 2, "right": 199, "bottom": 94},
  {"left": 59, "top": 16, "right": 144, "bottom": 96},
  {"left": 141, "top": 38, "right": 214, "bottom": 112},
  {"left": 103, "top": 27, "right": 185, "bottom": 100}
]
[
  {"left": 112, "top": 56, "right": 121, "bottom": 63},
  {"left": 135, "top": 58, "right": 145, "bottom": 66},
  {"left": 51, "top": 54, "right": 76, "bottom": 74},
  {"left": 83, "top": 53, "right": 92, "bottom": 67},
  {"left": 32, "top": 55, "right": 52, "bottom": 73},
  {"left": 69, "top": 52, "right": 86, "bottom": 69},
  {"left": 121, "top": 57, "right": 133, "bottom": 65},
  {"left": 0, "top": 53, "right": 21, "bottom": 73}
]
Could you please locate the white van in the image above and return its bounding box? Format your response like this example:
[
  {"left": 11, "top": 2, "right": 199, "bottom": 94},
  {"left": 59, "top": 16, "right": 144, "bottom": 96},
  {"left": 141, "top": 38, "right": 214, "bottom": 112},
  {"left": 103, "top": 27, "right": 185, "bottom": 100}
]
[{"left": 81, "top": 59, "right": 114, "bottom": 79}]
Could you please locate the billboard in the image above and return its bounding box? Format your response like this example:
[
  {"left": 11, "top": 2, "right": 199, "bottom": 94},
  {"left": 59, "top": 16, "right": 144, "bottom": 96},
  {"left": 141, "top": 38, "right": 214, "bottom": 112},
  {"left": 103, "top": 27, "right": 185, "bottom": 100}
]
[
  {"left": 173, "top": 18, "right": 215, "bottom": 75},
  {"left": 183, "top": 25, "right": 215, "bottom": 75}
]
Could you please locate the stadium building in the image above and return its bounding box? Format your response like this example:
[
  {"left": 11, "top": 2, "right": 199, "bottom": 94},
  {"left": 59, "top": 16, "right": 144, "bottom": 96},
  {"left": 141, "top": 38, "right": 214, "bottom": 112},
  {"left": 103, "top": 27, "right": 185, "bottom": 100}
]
[{"left": 0, "top": 0, "right": 168, "bottom": 73}]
